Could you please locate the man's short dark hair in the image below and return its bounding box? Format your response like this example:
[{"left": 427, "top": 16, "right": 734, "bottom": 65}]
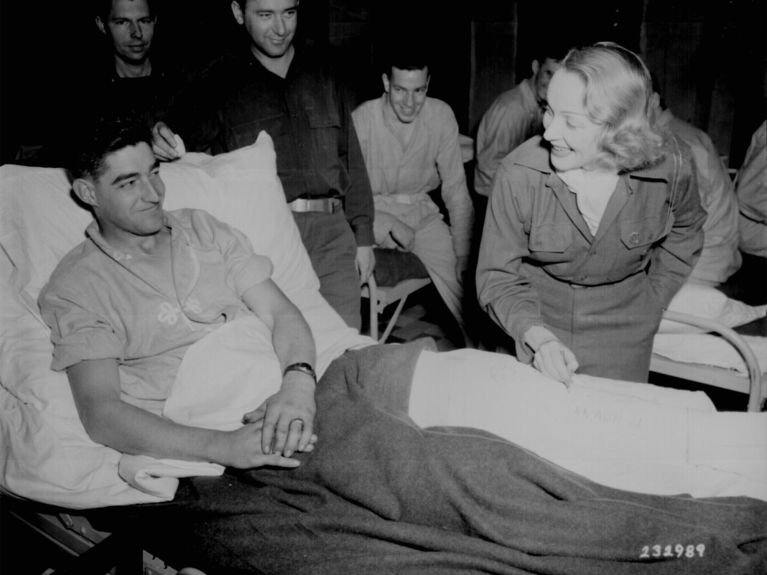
[
  {"left": 530, "top": 37, "right": 573, "bottom": 67},
  {"left": 94, "top": 0, "right": 155, "bottom": 19},
  {"left": 70, "top": 116, "right": 153, "bottom": 181},
  {"left": 381, "top": 41, "right": 431, "bottom": 76},
  {"left": 233, "top": 0, "right": 300, "bottom": 10},
  {"left": 94, "top": 0, "right": 113, "bottom": 19}
]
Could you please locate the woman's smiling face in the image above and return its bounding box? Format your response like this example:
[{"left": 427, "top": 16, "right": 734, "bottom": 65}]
[{"left": 542, "top": 69, "right": 605, "bottom": 172}]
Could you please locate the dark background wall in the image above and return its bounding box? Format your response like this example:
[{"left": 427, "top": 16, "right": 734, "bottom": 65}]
[{"left": 1, "top": 0, "right": 764, "bottom": 167}]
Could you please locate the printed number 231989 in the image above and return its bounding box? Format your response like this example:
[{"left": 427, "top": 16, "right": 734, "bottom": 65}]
[{"left": 639, "top": 544, "right": 705, "bottom": 559}]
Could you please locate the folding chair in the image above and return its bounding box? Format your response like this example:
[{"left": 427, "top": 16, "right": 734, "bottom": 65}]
[
  {"left": 362, "top": 274, "right": 433, "bottom": 343},
  {"left": 360, "top": 130, "right": 473, "bottom": 345},
  {"left": 361, "top": 249, "right": 432, "bottom": 343}
]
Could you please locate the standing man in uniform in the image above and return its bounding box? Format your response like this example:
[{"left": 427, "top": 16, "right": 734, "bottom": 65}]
[{"left": 152, "top": 0, "right": 375, "bottom": 330}]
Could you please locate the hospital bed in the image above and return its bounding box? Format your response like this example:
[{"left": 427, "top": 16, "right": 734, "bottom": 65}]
[
  {"left": 0, "top": 133, "right": 371, "bottom": 573},
  {"left": 650, "top": 283, "right": 767, "bottom": 412},
  {"left": 2, "top": 134, "right": 765, "bottom": 574},
  {"left": 0, "top": 493, "right": 177, "bottom": 574}
]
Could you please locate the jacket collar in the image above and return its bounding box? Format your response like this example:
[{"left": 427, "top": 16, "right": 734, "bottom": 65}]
[{"left": 513, "top": 136, "right": 674, "bottom": 189}]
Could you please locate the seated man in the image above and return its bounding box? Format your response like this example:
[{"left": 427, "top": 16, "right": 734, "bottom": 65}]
[
  {"left": 473, "top": 43, "right": 568, "bottom": 197},
  {"left": 352, "top": 46, "right": 475, "bottom": 338},
  {"left": 37, "top": 118, "right": 767, "bottom": 574},
  {"left": 650, "top": 87, "right": 742, "bottom": 285},
  {"left": 39, "top": 119, "right": 318, "bottom": 467},
  {"left": 735, "top": 120, "right": 767, "bottom": 258}
]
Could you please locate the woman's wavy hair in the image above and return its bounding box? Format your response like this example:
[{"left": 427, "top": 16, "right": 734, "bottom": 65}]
[{"left": 561, "top": 42, "right": 665, "bottom": 172}]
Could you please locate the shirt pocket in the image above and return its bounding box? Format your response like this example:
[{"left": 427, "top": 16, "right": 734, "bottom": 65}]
[
  {"left": 306, "top": 107, "right": 341, "bottom": 130},
  {"left": 230, "top": 115, "right": 284, "bottom": 150},
  {"left": 304, "top": 106, "right": 342, "bottom": 176},
  {"left": 619, "top": 215, "right": 671, "bottom": 250},
  {"left": 187, "top": 248, "right": 241, "bottom": 320},
  {"left": 529, "top": 223, "right": 571, "bottom": 254},
  {"left": 223, "top": 88, "right": 286, "bottom": 149}
]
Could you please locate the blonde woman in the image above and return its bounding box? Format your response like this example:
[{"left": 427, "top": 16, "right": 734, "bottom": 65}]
[{"left": 477, "top": 42, "right": 706, "bottom": 383}]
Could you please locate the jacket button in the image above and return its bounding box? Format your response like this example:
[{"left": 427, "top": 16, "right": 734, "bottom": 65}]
[{"left": 629, "top": 231, "right": 640, "bottom": 246}]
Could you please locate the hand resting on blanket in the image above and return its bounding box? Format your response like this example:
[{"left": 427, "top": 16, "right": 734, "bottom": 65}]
[
  {"left": 141, "top": 341, "right": 767, "bottom": 575},
  {"left": 136, "top": 318, "right": 767, "bottom": 504}
]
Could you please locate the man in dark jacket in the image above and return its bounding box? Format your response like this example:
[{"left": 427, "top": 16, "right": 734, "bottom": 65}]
[{"left": 151, "top": 0, "right": 375, "bottom": 330}]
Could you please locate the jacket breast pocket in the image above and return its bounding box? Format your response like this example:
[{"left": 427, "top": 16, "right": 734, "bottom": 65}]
[
  {"left": 619, "top": 216, "right": 670, "bottom": 250},
  {"left": 529, "top": 224, "right": 571, "bottom": 254},
  {"left": 307, "top": 107, "right": 341, "bottom": 130}
]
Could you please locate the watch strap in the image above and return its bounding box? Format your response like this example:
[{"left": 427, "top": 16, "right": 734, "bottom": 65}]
[{"left": 283, "top": 362, "right": 317, "bottom": 384}]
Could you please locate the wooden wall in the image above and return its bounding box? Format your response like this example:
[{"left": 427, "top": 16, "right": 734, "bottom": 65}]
[
  {"left": 325, "top": 0, "right": 765, "bottom": 168},
  {"left": 642, "top": 0, "right": 766, "bottom": 166}
]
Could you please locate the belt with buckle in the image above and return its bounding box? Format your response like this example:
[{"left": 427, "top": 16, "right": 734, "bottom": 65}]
[{"left": 288, "top": 197, "right": 343, "bottom": 214}]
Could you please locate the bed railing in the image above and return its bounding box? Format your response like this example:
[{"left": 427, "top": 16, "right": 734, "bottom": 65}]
[{"left": 652, "top": 310, "right": 764, "bottom": 412}]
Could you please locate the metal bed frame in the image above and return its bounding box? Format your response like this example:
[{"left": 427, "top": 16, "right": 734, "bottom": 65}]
[{"left": 650, "top": 310, "right": 766, "bottom": 412}]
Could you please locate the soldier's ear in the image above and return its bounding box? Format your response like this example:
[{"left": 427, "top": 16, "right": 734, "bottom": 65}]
[
  {"left": 231, "top": 1, "right": 245, "bottom": 26},
  {"left": 95, "top": 14, "right": 107, "bottom": 36},
  {"left": 73, "top": 178, "right": 98, "bottom": 208}
]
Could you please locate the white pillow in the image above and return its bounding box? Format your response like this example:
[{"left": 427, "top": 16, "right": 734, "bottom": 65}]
[
  {"left": 0, "top": 165, "right": 91, "bottom": 311},
  {"left": 658, "top": 282, "right": 766, "bottom": 334},
  {"left": 162, "top": 146, "right": 319, "bottom": 299},
  {"left": 0, "top": 275, "right": 154, "bottom": 508},
  {"left": 0, "top": 132, "right": 318, "bottom": 306},
  {"left": 0, "top": 132, "right": 370, "bottom": 509}
]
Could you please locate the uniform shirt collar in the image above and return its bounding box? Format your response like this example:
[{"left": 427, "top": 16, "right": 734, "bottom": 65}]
[
  {"left": 512, "top": 136, "right": 673, "bottom": 189},
  {"left": 85, "top": 211, "right": 185, "bottom": 262}
]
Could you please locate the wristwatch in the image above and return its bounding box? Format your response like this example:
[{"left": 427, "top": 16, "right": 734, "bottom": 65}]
[{"left": 283, "top": 362, "right": 317, "bottom": 384}]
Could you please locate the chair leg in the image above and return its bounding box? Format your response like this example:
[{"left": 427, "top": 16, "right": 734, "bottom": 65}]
[
  {"left": 365, "top": 278, "right": 379, "bottom": 341},
  {"left": 380, "top": 296, "right": 409, "bottom": 343},
  {"left": 370, "top": 299, "right": 378, "bottom": 342}
]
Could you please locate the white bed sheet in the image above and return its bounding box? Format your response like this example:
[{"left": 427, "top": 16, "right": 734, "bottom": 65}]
[
  {"left": 653, "top": 282, "right": 767, "bottom": 373},
  {"left": 409, "top": 349, "right": 767, "bottom": 502},
  {"left": 124, "top": 324, "right": 767, "bottom": 503},
  {"left": 653, "top": 332, "right": 767, "bottom": 375}
]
